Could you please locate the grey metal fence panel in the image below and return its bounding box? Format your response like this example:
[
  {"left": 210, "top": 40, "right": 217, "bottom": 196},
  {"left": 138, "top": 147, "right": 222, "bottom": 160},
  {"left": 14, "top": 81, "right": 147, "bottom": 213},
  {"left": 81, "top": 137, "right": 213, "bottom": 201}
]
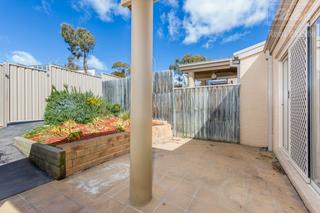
[
  {"left": 173, "top": 85, "right": 240, "bottom": 143},
  {"left": 0, "top": 64, "right": 5, "bottom": 126},
  {"left": 1, "top": 63, "right": 103, "bottom": 126},
  {"left": 7, "top": 63, "right": 50, "bottom": 123},
  {"left": 102, "top": 71, "right": 174, "bottom": 124},
  {"left": 50, "top": 65, "right": 102, "bottom": 96}
]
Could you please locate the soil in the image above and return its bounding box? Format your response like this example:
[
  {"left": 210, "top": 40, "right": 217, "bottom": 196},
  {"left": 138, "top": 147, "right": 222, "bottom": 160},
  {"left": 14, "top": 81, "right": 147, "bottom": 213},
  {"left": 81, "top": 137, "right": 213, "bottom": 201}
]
[{"left": 27, "top": 118, "right": 164, "bottom": 146}]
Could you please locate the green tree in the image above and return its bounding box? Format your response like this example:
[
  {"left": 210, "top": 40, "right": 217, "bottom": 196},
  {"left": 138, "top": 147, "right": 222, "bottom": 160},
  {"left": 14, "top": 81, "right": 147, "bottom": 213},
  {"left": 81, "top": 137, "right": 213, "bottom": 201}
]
[
  {"left": 111, "top": 61, "right": 130, "bottom": 78},
  {"left": 61, "top": 23, "right": 96, "bottom": 74},
  {"left": 65, "top": 55, "right": 79, "bottom": 70},
  {"left": 169, "top": 54, "right": 206, "bottom": 87}
]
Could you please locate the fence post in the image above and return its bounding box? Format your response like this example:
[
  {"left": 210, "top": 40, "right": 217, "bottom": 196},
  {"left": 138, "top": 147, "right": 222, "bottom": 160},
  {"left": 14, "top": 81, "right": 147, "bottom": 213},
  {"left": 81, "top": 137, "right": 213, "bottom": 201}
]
[
  {"left": 172, "top": 71, "right": 176, "bottom": 135},
  {"left": 4, "top": 62, "right": 10, "bottom": 126}
]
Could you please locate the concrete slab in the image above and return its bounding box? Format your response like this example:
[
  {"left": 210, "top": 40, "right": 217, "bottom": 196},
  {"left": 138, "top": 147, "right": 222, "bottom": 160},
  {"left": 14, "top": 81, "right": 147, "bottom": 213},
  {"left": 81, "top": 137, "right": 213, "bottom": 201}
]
[
  {"left": 0, "top": 122, "right": 43, "bottom": 166},
  {"left": 0, "top": 140, "right": 308, "bottom": 212}
]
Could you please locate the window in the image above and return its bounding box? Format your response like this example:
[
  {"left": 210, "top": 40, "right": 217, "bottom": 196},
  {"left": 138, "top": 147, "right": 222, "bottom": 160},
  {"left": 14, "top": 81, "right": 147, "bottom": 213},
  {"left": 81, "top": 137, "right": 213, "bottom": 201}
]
[{"left": 311, "top": 17, "right": 320, "bottom": 189}]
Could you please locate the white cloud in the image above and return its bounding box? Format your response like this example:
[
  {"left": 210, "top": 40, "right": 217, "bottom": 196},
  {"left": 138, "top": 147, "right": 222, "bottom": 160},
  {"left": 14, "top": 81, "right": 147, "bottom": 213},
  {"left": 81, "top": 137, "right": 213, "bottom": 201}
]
[
  {"left": 10, "top": 51, "right": 40, "bottom": 65},
  {"left": 162, "top": 0, "right": 179, "bottom": 8},
  {"left": 159, "top": 10, "right": 181, "bottom": 40},
  {"left": 183, "top": 0, "right": 272, "bottom": 44},
  {"left": 78, "top": 0, "right": 130, "bottom": 22},
  {"left": 34, "top": 0, "right": 53, "bottom": 15},
  {"left": 157, "top": 28, "right": 164, "bottom": 38},
  {"left": 167, "top": 10, "right": 181, "bottom": 40},
  {"left": 221, "top": 31, "right": 250, "bottom": 44},
  {"left": 87, "top": 55, "right": 106, "bottom": 70},
  {"left": 202, "top": 37, "right": 217, "bottom": 49}
]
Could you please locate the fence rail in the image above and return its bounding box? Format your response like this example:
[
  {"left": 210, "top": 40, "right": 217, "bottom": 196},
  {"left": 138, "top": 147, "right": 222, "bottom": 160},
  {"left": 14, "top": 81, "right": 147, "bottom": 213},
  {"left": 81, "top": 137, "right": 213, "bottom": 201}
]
[{"left": 0, "top": 63, "right": 102, "bottom": 126}]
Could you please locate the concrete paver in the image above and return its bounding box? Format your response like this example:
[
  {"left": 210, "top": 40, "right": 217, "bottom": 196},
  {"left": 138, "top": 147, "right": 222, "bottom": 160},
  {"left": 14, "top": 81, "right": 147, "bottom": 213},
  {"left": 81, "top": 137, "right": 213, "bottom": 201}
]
[{"left": 0, "top": 140, "right": 308, "bottom": 213}]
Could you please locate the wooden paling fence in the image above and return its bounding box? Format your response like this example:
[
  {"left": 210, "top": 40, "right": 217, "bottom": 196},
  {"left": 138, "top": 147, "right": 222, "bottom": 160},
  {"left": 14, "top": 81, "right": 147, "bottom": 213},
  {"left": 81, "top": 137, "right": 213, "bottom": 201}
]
[
  {"left": 103, "top": 71, "right": 240, "bottom": 143},
  {"left": 174, "top": 85, "right": 240, "bottom": 143},
  {"left": 102, "top": 71, "right": 174, "bottom": 124}
]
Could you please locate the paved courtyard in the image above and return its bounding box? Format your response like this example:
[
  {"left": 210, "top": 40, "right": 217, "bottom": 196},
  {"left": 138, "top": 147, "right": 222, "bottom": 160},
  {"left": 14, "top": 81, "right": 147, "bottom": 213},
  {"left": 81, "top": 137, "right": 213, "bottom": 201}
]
[
  {"left": 0, "top": 122, "right": 42, "bottom": 166},
  {"left": 0, "top": 122, "right": 52, "bottom": 200},
  {"left": 0, "top": 140, "right": 307, "bottom": 212}
]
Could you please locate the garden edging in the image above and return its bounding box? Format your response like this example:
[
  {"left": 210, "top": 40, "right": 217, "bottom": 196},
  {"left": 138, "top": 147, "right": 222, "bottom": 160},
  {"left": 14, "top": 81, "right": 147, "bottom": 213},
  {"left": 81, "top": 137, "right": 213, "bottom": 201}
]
[{"left": 14, "top": 132, "right": 130, "bottom": 179}]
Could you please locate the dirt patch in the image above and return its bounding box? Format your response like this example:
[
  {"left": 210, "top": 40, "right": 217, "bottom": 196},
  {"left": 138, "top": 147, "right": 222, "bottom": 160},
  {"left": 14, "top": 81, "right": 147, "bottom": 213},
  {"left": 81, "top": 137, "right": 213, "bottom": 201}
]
[
  {"left": 256, "top": 152, "right": 273, "bottom": 160},
  {"left": 272, "top": 157, "right": 286, "bottom": 175}
]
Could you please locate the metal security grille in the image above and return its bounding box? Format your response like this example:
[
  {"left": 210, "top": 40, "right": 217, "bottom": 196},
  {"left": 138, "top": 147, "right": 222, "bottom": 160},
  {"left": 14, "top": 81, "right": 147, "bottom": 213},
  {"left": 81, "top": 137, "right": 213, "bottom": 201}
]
[{"left": 288, "top": 29, "right": 309, "bottom": 177}]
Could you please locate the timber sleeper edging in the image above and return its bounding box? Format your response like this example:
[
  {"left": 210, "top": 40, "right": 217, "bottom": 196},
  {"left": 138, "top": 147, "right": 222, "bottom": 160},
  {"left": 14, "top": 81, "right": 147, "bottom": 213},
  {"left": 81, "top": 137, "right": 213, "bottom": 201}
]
[{"left": 14, "top": 132, "right": 130, "bottom": 179}]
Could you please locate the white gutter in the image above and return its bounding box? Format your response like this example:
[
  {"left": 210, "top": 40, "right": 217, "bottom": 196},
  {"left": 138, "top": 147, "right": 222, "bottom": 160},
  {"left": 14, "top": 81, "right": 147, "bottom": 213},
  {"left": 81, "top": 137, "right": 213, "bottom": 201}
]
[{"left": 266, "top": 50, "right": 273, "bottom": 151}]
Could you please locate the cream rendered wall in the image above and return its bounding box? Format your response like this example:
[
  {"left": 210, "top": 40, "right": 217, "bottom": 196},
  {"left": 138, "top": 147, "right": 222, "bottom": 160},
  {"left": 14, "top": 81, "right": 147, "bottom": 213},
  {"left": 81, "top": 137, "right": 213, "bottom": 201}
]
[
  {"left": 239, "top": 52, "right": 268, "bottom": 147},
  {"left": 267, "top": 0, "right": 320, "bottom": 211},
  {"left": 270, "top": 0, "right": 319, "bottom": 153}
]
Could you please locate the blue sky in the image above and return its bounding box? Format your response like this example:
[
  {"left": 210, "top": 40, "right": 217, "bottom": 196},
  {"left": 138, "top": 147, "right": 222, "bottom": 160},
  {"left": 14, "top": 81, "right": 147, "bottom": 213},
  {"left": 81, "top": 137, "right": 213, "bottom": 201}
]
[{"left": 0, "top": 0, "right": 278, "bottom": 73}]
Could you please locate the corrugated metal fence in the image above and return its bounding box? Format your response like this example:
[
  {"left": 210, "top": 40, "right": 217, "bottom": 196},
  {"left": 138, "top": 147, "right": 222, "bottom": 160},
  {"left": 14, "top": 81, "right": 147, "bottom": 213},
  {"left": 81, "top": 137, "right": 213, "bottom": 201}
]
[
  {"left": 102, "top": 71, "right": 174, "bottom": 124},
  {"left": 103, "top": 72, "right": 240, "bottom": 143},
  {"left": 0, "top": 63, "right": 102, "bottom": 126},
  {"left": 174, "top": 85, "right": 240, "bottom": 143}
]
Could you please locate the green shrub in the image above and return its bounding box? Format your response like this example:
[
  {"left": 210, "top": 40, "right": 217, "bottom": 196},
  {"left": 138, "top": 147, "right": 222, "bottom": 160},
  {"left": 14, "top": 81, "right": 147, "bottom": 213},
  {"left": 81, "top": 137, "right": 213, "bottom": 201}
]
[
  {"left": 119, "top": 111, "right": 130, "bottom": 121},
  {"left": 44, "top": 86, "right": 121, "bottom": 125},
  {"left": 106, "top": 103, "right": 121, "bottom": 116},
  {"left": 67, "top": 131, "right": 82, "bottom": 141}
]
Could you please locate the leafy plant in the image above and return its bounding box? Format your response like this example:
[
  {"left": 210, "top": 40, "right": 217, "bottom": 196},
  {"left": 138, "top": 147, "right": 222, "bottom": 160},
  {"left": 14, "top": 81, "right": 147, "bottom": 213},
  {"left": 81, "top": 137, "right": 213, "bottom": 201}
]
[
  {"left": 23, "top": 125, "right": 50, "bottom": 139},
  {"left": 114, "top": 121, "right": 126, "bottom": 132},
  {"left": 67, "top": 131, "right": 82, "bottom": 141},
  {"left": 106, "top": 103, "right": 121, "bottom": 116},
  {"left": 44, "top": 86, "right": 119, "bottom": 125},
  {"left": 119, "top": 111, "right": 130, "bottom": 121}
]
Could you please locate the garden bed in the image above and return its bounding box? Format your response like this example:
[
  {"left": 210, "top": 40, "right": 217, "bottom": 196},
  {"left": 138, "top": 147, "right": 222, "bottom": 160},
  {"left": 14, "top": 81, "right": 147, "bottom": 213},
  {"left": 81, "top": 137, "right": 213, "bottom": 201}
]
[
  {"left": 23, "top": 117, "right": 129, "bottom": 145},
  {"left": 15, "top": 132, "right": 130, "bottom": 179},
  {"left": 15, "top": 120, "right": 172, "bottom": 179},
  {"left": 15, "top": 87, "right": 173, "bottom": 179}
]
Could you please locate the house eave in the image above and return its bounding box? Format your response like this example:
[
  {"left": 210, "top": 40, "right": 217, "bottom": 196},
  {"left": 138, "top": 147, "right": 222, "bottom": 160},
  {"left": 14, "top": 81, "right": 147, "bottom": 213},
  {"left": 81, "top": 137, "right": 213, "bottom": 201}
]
[
  {"left": 179, "top": 58, "right": 233, "bottom": 73},
  {"left": 264, "top": 0, "right": 298, "bottom": 53}
]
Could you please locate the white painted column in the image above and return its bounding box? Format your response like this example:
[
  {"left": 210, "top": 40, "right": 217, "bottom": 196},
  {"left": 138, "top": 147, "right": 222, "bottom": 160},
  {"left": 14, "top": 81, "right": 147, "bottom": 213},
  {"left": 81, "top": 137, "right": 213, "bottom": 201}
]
[
  {"left": 188, "top": 72, "right": 195, "bottom": 87},
  {"left": 130, "top": 0, "right": 153, "bottom": 206}
]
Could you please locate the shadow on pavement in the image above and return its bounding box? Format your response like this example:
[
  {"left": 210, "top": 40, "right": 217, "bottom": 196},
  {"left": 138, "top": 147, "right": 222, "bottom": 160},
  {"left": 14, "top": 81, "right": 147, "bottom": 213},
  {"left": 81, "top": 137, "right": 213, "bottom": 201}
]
[{"left": 0, "top": 158, "right": 52, "bottom": 200}]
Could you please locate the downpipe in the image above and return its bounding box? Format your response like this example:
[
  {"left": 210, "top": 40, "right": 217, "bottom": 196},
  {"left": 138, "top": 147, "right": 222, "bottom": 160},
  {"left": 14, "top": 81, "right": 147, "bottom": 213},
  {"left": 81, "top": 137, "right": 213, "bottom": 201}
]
[{"left": 266, "top": 51, "right": 273, "bottom": 152}]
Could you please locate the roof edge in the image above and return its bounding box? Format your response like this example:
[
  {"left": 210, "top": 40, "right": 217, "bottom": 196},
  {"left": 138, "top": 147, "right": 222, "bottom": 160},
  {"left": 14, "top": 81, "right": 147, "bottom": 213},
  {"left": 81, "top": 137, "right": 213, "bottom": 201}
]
[
  {"left": 234, "top": 41, "right": 266, "bottom": 59},
  {"left": 264, "top": 0, "right": 298, "bottom": 53}
]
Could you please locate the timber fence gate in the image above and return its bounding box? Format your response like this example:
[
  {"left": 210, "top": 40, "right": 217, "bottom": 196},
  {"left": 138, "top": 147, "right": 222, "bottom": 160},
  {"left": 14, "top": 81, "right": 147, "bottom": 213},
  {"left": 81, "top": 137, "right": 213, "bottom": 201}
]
[
  {"left": 0, "top": 63, "right": 102, "bottom": 126},
  {"left": 103, "top": 72, "right": 240, "bottom": 143},
  {"left": 174, "top": 85, "right": 240, "bottom": 143}
]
